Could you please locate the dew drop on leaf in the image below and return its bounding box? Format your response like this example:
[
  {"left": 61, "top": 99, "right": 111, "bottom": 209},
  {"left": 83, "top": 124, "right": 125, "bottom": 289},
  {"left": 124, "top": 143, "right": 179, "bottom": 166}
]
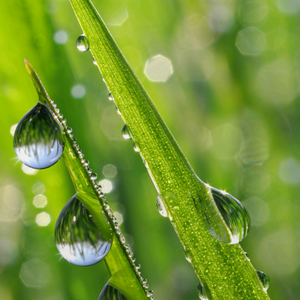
[
  {"left": 76, "top": 34, "right": 90, "bottom": 52},
  {"left": 197, "top": 281, "right": 209, "bottom": 300},
  {"left": 108, "top": 93, "right": 114, "bottom": 101},
  {"left": 209, "top": 187, "right": 250, "bottom": 244},
  {"left": 156, "top": 195, "right": 168, "bottom": 217},
  {"left": 98, "top": 282, "right": 127, "bottom": 300},
  {"left": 13, "top": 102, "right": 65, "bottom": 169},
  {"left": 90, "top": 173, "right": 98, "bottom": 181},
  {"left": 121, "top": 125, "right": 132, "bottom": 140},
  {"left": 55, "top": 194, "right": 111, "bottom": 266},
  {"left": 256, "top": 270, "right": 270, "bottom": 292}
]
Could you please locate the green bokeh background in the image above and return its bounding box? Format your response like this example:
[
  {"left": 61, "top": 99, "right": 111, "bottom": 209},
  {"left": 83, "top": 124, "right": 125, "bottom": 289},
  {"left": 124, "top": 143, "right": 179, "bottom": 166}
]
[{"left": 1, "top": 0, "right": 299, "bottom": 299}]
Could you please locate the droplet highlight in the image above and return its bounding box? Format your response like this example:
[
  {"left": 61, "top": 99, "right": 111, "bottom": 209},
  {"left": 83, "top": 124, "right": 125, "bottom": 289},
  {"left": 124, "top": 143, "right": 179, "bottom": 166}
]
[
  {"left": 121, "top": 125, "right": 132, "bottom": 140},
  {"left": 209, "top": 187, "right": 250, "bottom": 244},
  {"left": 256, "top": 270, "right": 270, "bottom": 292},
  {"left": 156, "top": 195, "right": 168, "bottom": 217},
  {"left": 76, "top": 34, "right": 89, "bottom": 52},
  {"left": 13, "top": 102, "right": 65, "bottom": 169},
  {"left": 55, "top": 194, "right": 111, "bottom": 266},
  {"left": 98, "top": 283, "right": 127, "bottom": 300},
  {"left": 108, "top": 93, "right": 114, "bottom": 101}
]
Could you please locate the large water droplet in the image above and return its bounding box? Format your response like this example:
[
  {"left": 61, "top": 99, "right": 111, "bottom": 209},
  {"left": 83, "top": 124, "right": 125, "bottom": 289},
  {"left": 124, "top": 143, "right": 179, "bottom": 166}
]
[
  {"left": 256, "top": 270, "right": 270, "bottom": 292},
  {"left": 98, "top": 283, "right": 127, "bottom": 300},
  {"left": 121, "top": 125, "right": 132, "bottom": 140},
  {"left": 76, "top": 34, "right": 89, "bottom": 52},
  {"left": 13, "top": 102, "right": 65, "bottom": 169},
  {"left": 197, "top": 281, "right": 209, "bottom": 300},
  {"left": 55, "top": 194, "right": 111, "bottom": 266},
  {"left": 156, "top": 195, "right": 168, "bottom": 217},
  {"left": 209, "top": 187, "right": 250, "bottom": 244}
]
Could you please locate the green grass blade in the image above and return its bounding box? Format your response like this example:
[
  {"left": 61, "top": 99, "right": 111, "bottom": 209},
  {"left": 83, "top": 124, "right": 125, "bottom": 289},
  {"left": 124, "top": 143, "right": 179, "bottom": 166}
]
[
  {"left": 25, "top": 60, "right": 150, "bottom": 300},
  {"left": 68, "top": 0, "right": 271, "bottom": 299}
]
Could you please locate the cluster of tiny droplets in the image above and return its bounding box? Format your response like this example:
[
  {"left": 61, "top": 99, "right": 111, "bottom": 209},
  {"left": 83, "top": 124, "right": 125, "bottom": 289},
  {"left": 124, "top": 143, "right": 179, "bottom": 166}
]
[{"left": 49, "top": 97, "right": 154, "bottom": 300}]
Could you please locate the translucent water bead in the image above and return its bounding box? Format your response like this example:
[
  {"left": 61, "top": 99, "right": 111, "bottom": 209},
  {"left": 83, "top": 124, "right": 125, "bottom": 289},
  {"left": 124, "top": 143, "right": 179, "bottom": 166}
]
[
  {"left": 76, "top": 34, "right": 89, "bottom": 52},
  {"left": 98, "top": 283, "right": 127, "bottom": 300},
  {"left": 209, "top": 187, "right": 250, "bottom": 244},
  {"left": 156, "top": 195, "right": 168, "bottom": 217},
  {"left": 256, "top": 270, "right": 270, "bottom": 292},
  {"left": 13, "top": 102, "right": 65, "bottom": 169},
  {"left": 55, "top": 194, "right": 111, "bottom": 266}
]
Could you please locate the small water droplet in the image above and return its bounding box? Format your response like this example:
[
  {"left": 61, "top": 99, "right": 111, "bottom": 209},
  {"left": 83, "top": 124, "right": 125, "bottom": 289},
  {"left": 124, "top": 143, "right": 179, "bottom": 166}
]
[
  {"left": 108, "top": 93, "right": 114, "bottom": 101},
  {"left": 90, "top": 173, "right": 98, "bottom": 181},
  {"left": 116, "top": 108, "right": 121, "bottom": 115},
  {"left": 55, "top": 194, "right": 111, "bottom": 266},
  {"left": 209, "top": 187, "right": 250, "bottom": 244},
  {"left": 13, "top": 102, "right": 65, "bottom": 169},
  {"left": 76, "top": 34, "right": 89, "bottom": 52},
  {"left": 67, "top": 127, "right": 72, "bottom": 133},
  {"left": 93, "top": 60, "right": 98, "bottom": 66},
  {"left": 197, "top": 281, "right": 209, "bottom": 300},
  {"left": 156, "top": 195, "right": 168, "bottom": 217},
  {"left": 98, "top": 282, "right": 127, "bottom": 300},
  {"left": 133, "top": 142, "right": 139, "bottom": 152},
  {"left": 256, "top": 270, "right": 270, "bottom": 292},
  {"left": 121, "top": 125, "right": 132, "bottom": 140}
]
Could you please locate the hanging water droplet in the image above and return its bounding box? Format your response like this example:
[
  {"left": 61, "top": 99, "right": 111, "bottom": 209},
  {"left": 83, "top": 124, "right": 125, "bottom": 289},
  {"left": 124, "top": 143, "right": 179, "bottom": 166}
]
[
  {"left": 98, "top": 282, "right": 127, "bottom": 300},
  {"left": 55, "top": 194, "right": 111, "bottom": 266},
  {"left": 121, "top": 125, "right": 132, "bottom": 140},
  {"left": 133, "top": 142, "right": 139, "bottom": 152},
  {"left": 197, "top": 281, "right": 209, "bottom": 300},
  {"left": 156, "top": 195, "right": 168, "bottom": 217},
  {"left": 256, "top": 270, "right": 270, "bottom": 292},
  {"left": 13, "top": 102, "right": 65, "bottom": 169},
  {"left": 90, "top": 173, "right": 98, "bottom": 181},
  {"left": 76, "top": 34, "right": 89, "bottom": 52},
  {"left": 108, "top": 93, "right": 114, "bottom": 101},
  {"left": 209, "top": 187, "right": 250, "bottom": 244},
  {"left": 93, "top": 60, "right": 98, "bottom": 66}
]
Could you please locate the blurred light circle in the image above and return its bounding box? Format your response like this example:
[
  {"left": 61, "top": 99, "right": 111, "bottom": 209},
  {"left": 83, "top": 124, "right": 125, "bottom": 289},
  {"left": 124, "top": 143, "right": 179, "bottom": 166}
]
[
  {"left": 19, "top": 259, "right": 50, "bottom": 288},
  {"left": 102, "top": 164, "right": 118, "bottom": 178},
  {"left": 35, "top": 212, "right": 51, "bottom": 227},
  {"left": 98, "top": 179, "right": 113, "bottom": 193},
  {"left": 71, "top": 84, "right": 86, "bottom": 99},
  {"left": 144, "top": 55, "right": 173, "bottom": 82},
  {"left": 278, "top": 157, "right": 300, "bottom": 185},
  {"left": 53, "top": 30, "right": 68, "bottom": 44},
  {"left": 238, "top": 0, "right": 269, "bottom": 23},
  {"left": 236, "top": 27, "right": 266, "bottom": 56}
]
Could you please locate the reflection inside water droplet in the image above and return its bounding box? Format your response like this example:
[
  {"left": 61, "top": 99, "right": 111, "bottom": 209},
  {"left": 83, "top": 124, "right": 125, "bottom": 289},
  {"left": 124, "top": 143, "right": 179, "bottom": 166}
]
[
  {"left": 98, "top": 282, "right": 127, "bottom": 300},
  {"left": 108, "top": 93, "right": 114, "bottom": 101},
  {"left": 13, "top": 102, "right": 65, "bottom": 169},
  {"left": 209, "top": 187, "right": 250, "bottom": 244},
  {"left": 55, "top": 194, "right": 111, "bottom": 266},
  {"left": 256, "top": 270, "right": 270, "bottom": 292},
  {"left": 121, "top": 125, "right": 132, "bottom": 140},
  {"left": 197, "top": 281, "right": 209, "bottom": 300},
  {"left": 76, "top": 34, "right": 89, "bottom": 52},
  {"left": 156, "top": 195, "right": 168, "bottom": 217}
]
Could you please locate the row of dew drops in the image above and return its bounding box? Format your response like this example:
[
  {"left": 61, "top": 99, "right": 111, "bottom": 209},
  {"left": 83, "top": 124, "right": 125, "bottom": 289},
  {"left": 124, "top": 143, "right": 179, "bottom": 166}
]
[
  {"left": 14, "top": 60, "right": 153, "bottom": 300},
  {"left": 12, "top": 35, "right": 269, "bottom": 299}
]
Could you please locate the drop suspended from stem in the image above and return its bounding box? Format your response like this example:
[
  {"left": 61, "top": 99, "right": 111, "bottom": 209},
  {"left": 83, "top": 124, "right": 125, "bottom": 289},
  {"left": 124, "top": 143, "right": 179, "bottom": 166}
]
[
  {"left": 208, "top": 187, "right": 250, "bottom": 244},
  {"left": 121, "top": 125, "right": 132, "bottom": 140},
  {"left": 156, "top": 195, "right": 168, "bottom": 217},
  {"left": 55, "top": 194, "right": 111, "bottom": 266},
  {"left": 197, "top": 281, "right": 209, "bottom": 300},
  {"left": 98, "top": 282, "right": 127, "bottom": 300},
  {"left": 76, "top": 34, "right": 90, "bottom": 52},
  {"left": 256, "top": 270, "right": 270, "bottom": 292},
  {"left": 13, "top": 102, "right": 65, "bottom": 169}
]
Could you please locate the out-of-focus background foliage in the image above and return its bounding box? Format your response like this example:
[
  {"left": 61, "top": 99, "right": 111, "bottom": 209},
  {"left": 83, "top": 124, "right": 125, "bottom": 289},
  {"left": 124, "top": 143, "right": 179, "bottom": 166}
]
[{"left": 1, "top": 0, "right": 300, "bottom": 299}]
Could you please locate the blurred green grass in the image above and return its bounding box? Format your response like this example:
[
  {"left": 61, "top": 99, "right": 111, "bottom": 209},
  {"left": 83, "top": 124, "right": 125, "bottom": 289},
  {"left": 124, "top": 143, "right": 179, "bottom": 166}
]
[{"left": 1, "top": 0, "right": 300, "bottom": 299}]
